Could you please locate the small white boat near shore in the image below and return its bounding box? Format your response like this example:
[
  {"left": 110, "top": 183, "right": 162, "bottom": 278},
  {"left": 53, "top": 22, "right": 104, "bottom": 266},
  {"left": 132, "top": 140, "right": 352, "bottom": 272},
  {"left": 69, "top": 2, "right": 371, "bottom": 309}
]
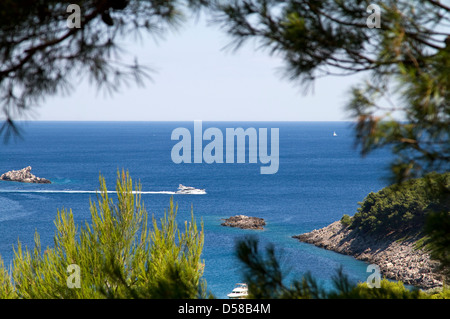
[{"left": 227, "top": 283, "right": 248, "bottom": 299}]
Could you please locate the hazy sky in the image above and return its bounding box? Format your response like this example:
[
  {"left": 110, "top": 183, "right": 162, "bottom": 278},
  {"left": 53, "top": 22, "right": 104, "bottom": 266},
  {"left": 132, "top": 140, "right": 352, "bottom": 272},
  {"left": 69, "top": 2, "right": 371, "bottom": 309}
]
[{"left": 37, "top": 15, "right": 363, "bottom": 122}]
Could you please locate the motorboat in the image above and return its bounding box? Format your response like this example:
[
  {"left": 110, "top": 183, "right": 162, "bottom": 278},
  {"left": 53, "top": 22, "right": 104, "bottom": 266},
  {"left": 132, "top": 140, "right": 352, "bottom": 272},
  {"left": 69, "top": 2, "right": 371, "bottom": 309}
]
[
  {"left": 333, "top": 131, "right": 337, "bottom": 136},
  {"left": 227, "top": 283, "right": 248, "bottom": 299},
  {"left": 176, "top": 184, "right": 206, "bottom": 195}
]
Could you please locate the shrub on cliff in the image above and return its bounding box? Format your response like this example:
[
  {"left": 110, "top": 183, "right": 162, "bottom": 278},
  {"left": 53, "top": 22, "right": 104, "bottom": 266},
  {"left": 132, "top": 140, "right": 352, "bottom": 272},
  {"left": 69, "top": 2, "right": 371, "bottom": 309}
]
[{"left": 340, "top": 214, "right": 352, "bottom": 227}]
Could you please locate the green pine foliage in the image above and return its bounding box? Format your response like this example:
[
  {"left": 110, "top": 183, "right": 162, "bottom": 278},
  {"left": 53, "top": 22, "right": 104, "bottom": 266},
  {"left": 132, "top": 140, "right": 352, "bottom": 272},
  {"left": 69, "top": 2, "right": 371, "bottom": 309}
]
[
  {"left": 213, "top": 0, "right": 450, "bottom": 184},
  {"left": 340, "top": 214, "right": 352, "bottom": 226},
  {"left": 424, "top": 209, "right": 450, "bottom": 280},
  {"left": 0, "top": 170, "right": 205, "bottom": 299},
  {"left": 348, "top": 172, "right": 449, "bottom": 236}
]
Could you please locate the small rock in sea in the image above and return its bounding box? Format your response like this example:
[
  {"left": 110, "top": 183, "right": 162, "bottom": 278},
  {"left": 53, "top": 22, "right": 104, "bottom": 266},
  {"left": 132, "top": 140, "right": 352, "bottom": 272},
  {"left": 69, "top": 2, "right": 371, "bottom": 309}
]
[
  {"left": 221, "top": 215, "right": 266, "bottom": 230},
  {"left": 0, "top": 166, "right": 51, "bottom": 184}
]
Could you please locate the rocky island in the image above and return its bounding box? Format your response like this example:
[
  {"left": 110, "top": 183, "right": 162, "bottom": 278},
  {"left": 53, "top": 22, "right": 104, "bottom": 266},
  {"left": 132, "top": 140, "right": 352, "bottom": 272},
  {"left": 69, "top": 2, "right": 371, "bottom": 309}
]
[
  {"left": 0, "top": 166, "right": 51, "bottom": 184},
  {"left": 221, "top": 215, "right": 266, "bottom": 230}
]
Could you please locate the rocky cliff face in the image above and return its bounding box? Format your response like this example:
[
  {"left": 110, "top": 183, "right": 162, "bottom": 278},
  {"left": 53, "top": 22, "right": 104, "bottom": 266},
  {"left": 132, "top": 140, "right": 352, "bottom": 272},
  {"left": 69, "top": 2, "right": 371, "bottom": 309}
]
[
  {"left": 293, "top": 221, "right": 443, "bottom": 290},
  {"left": 0, "top": 166, "right": 51, "bottom": 184},
  {"left": 221, "top": 215, "right": 266, "bottom": 230}
]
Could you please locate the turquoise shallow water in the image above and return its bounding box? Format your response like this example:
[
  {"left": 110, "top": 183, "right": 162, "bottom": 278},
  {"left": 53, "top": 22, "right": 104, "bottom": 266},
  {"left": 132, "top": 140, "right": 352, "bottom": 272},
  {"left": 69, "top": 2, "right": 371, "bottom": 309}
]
[{"left": 0, "top": 121, "right": 391, "bottom": 298}]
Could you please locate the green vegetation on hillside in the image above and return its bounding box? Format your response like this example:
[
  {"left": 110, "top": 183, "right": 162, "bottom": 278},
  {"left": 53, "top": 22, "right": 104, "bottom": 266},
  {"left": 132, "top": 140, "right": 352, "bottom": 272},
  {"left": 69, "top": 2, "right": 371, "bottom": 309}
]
[{"left": 341, "top": 172, "right": 450, "bottom": 237}]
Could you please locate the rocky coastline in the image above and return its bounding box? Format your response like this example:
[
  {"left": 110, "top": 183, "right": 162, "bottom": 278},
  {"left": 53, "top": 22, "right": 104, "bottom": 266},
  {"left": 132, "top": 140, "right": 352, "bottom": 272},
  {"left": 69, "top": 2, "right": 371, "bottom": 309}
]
[
  {"left": 293, "top": 221, "right": 443, "bottom": 290},
  {"left": 0, "top": 166, "right": 51, "bottom": 184},
  {"left": 221, "top": 215, "right": 266, "bottom": 230}
]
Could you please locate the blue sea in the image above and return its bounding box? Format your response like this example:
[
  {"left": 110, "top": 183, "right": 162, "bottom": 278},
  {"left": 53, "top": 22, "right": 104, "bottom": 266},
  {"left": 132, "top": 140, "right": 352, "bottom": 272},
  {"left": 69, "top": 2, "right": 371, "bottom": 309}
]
[{"left": 0, "top": 121, "right": 392, "bottom": 298}]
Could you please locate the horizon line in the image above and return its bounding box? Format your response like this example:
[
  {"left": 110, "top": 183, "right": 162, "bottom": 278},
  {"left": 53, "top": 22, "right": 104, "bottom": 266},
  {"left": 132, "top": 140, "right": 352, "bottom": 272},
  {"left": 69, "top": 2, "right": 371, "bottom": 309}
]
[{"left": 8, "top": 119, "right": 355, "bottom": 123}]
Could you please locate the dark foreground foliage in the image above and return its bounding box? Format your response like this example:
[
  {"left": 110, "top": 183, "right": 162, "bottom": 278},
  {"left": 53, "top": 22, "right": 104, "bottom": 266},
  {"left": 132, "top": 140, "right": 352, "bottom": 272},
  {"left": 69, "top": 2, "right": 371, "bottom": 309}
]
[{"left": 235, "top": 237, "right": 450, "bottom": 299}]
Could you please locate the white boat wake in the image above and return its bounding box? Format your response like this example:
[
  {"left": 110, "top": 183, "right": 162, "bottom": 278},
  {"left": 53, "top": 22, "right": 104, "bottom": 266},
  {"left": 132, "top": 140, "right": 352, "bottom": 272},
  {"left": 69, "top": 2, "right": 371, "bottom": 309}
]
[
  {"left": 0, "top": 185, "right": 206, "bottom": 195},
  {"left": 0, "top": 190, "right": 176, "bottom": 194}
]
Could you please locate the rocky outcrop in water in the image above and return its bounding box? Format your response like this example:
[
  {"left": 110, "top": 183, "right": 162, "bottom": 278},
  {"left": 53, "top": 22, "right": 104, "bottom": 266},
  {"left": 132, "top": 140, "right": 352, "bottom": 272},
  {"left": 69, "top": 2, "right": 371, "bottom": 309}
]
[
  {"left": 293, "top": 221, "right": 443, "bottom": 290},
  {"left": 0, "top": 166, "right": 51, "bottom": 184},
  {"left": 221, "top": 215, "right": 266, "bottom": 230}
]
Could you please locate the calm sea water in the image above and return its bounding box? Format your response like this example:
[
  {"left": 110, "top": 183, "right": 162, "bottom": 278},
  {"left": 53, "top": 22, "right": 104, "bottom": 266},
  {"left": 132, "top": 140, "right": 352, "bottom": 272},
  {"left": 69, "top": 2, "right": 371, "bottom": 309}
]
[{"left": 0, "top": 121, "right": 391, "bottom": 298}]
